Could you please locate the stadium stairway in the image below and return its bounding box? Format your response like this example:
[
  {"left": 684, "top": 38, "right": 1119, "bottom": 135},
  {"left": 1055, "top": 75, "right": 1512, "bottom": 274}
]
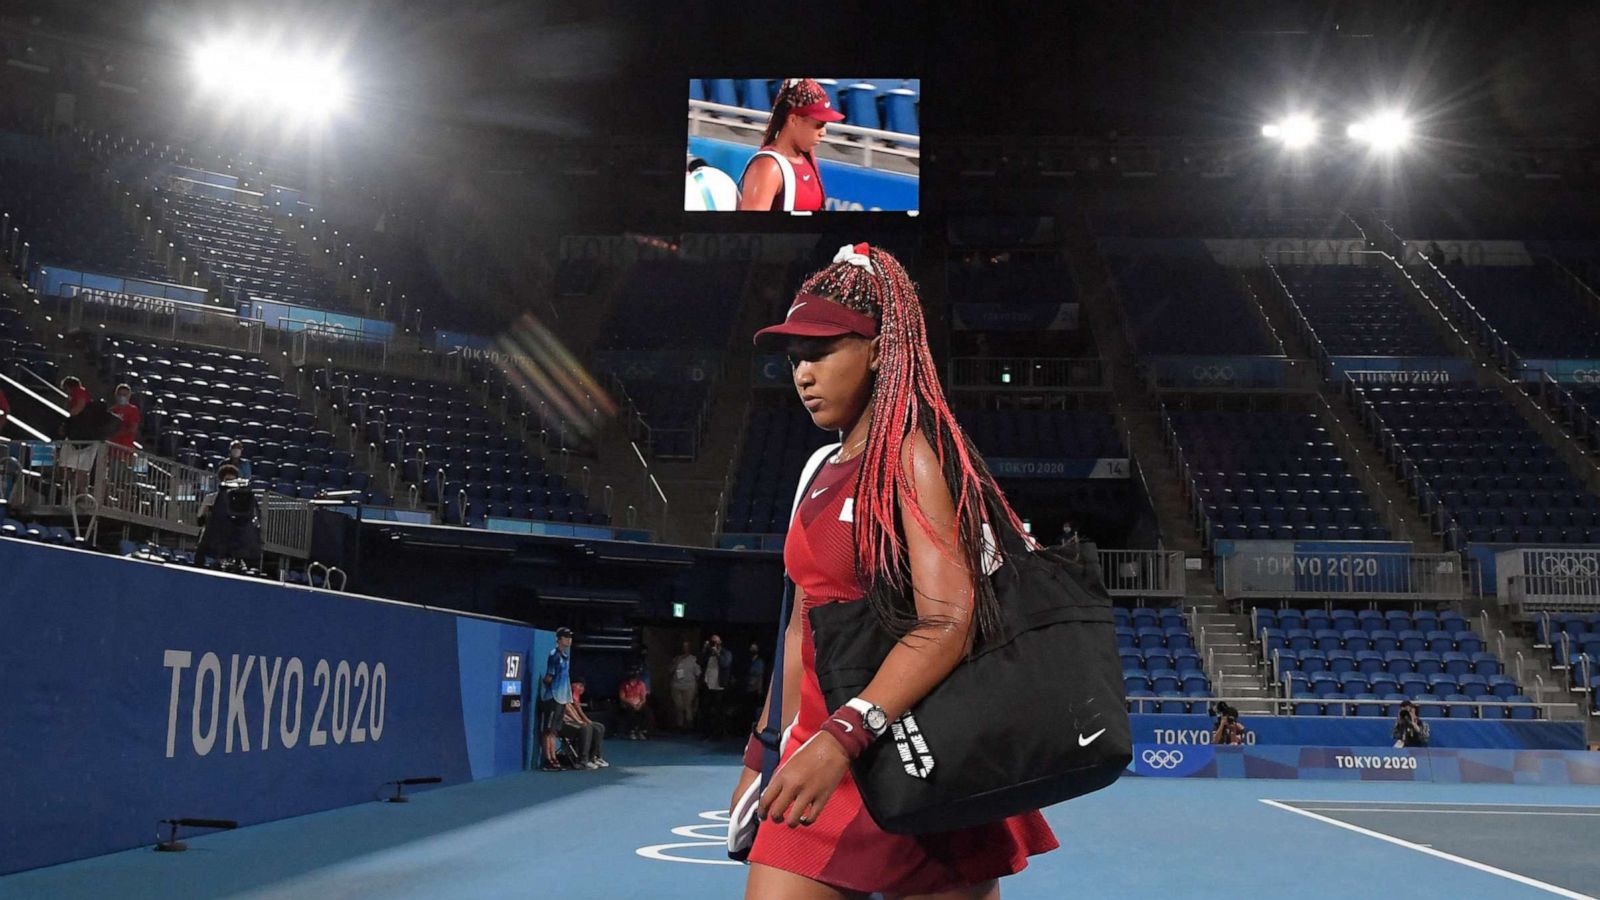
[
  {"left": 1063, "top": 226, "right": 1268, "bottom": 707},
  {"left": 1244, "top": 268, "right": 1447, "bottom": 550}
]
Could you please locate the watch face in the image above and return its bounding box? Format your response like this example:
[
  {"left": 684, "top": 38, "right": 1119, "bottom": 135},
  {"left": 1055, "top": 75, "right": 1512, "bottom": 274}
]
[{"left": 865, "top": 708, "right": 889, "bottom": 732}]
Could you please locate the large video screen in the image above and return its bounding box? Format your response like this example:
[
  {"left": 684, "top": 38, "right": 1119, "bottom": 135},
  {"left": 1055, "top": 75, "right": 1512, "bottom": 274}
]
[{"left": 686, "top": 77, "right": 920, "bottom": 214}]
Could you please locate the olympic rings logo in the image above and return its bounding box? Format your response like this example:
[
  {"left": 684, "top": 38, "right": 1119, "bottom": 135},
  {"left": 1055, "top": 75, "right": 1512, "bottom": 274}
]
[
  {"left": 1188, "top": 365, "right": 1236, "bottom": 384},
  {"left": 1537, "top": 554, "right": 1600, "bottom": 580},
  {"left": 1140, "top": 749, "right": 1185, "bottom": 769}
]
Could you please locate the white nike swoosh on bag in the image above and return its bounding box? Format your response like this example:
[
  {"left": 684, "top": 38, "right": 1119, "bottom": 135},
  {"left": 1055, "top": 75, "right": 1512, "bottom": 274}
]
[
  {"left": 1078, "top": 728, "right": 1107, "bottom": 747},
  {"left": 831, "top": 718, "right": 853, "bottom": 733},
  {"left": 811, "top": 487, "right": 828, "bottom": 499},
  {"left": 787, "top": 301, "right": 807, "bottom": 319}
]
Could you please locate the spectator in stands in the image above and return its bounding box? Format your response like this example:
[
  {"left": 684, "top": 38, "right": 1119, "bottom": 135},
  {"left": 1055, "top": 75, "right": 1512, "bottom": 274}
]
[
  {"left": 669, "top": 641, "right": 701, "bottom": 730},
  {"left": 617, "top": 666, "right": 650, "bottom": 740},
  {"left": 1212, "top": 701, "right": 1245, "bottom": 746},
  {"left": 0, "top": 383, "right": 9, "bottom": 433},
  {"left": 107, "top": 384, "right": 140, "bottom": 451},
  {"left": 225, "top": 440, "right": 252, "bottom": 479},
  {"left": 743, "top": 641, "right": 767, "bottom": 732},
  {"left": 195, "top": 464, "right": 261, "bottom": 570},
  {"left": 1056, "top": 521, "right": 1077, "bottom": 547},
  {"left": 1393, "top": 700, "right": 1430, "bottom": 748},
  {"left": 56, "top": 376, "right": 99, "bottom": 494},
  {"left": 60, "top": 375, "right": 89, "bottom": 424},
  {"left": 700, "top": 634, "right": 734, "bottom": 739},
  {"left": 539, "top": 627, "right": 575, "bottom": 771},
  {"left": 562, "top": 679, "right": 608, "bottom": 768},
  {"left": 737, "top": 78, "right": 843, "bottom": 212}
]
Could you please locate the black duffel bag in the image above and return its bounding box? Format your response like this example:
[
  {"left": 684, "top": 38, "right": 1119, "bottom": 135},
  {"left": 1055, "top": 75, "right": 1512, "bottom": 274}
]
[{"left": 809, "top": 533, "right": 1131, "bottom": 835}]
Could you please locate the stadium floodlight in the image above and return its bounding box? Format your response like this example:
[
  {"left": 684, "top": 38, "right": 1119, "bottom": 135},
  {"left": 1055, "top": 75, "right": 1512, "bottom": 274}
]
[
  {"left": 191, "top": 38, "right": 349, "bottom": 119},
  {"left": 1261, "top": 115, "right": 1318, "bottom": 149},
  {"left": 1347, "top": 111, "right": 1412, "bottom": 152}
]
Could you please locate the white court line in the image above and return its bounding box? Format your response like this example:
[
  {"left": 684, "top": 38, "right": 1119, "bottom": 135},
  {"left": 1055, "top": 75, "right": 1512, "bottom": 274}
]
[
  {"left": 1271, "top": 799, "right": 1600, "bottom": 809},
  {"left": 1295, "top": 807, "right": 1600, "bottom": 817},
  {"left": 1259, "top": 799, "right": 1597, "bottom": 900}
]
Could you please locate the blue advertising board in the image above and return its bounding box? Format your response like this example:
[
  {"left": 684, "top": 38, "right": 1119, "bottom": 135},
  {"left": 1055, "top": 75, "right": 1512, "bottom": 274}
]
[
  {"left": 248, "top": 300, "right": 396, "bottom": 340},
  {"left": 1328, "top": 356, "right": 1474, "bottom": 383},
  {"left": 1519, "top": 359, "right": 1600, "bottom": 383},
  {"left": 0, "top": 538, "right": 541, "bottom": 875},
  {"left": 32, "top": 266, "right": 209, "bottom": 305},
  {"left": 988, "top": 457, "right": 1131, "bottom": 480},
  {"left": 1128, "top": 713, "right": 1583, "bottom": 750},
  {"left": 687, "top": 136, "right": 918, "bottom": 212},
  {"left": 951, "top": 303, "right": 1079, "bottom": 331},
  {"left": 1149, "top": 356, "right": 1289, "bottom": 389},
  {"left": 1211, "top": 539, "right": 1415, "bottom": 592},
  {"left": 1128, "top": 743, "right": 1600, "bottom": 785}
]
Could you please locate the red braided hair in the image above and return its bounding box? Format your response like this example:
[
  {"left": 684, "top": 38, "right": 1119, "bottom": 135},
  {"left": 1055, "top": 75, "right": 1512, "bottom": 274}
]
[{"left": 799, "top": 243, "right": 1032, "bottom": 644}]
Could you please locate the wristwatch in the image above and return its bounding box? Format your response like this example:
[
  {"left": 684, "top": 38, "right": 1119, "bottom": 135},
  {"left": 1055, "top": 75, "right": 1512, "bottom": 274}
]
[{"left": 845, "top": 697, "right": 890, "bottom": 738}]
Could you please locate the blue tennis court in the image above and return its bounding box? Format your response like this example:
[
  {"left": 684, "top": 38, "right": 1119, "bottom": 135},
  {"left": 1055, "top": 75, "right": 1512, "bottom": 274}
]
[{"left": 4, "top": 738, "right": 1596, "bottom": 900}]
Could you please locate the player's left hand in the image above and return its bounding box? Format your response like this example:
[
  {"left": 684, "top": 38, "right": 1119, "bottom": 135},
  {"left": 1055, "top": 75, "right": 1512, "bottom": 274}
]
[{"left": 757, "top": 732, "right": 850, "bottom": 828}]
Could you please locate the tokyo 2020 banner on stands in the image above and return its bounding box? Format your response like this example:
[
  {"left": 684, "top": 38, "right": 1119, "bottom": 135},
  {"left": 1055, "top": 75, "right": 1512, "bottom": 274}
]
[
  {"left": 0, "top": 539, "right": 543, "bottom": 875},
  {"left": 1128, "top": 744, "right": 1600, "bottom": 785},
  {"left": 1128, "top": 713, "right": 1584, "bottom": 751}
]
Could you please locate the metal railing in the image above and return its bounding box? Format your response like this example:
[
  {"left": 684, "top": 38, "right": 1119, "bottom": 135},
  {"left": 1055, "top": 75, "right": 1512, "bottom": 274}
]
[
  {"left": 687, "top": 98, "right": 920, "bottom": 169},
  {"left": 10, "top": 440, "right": 212, "bottom": 538},
  {"left": 5, "top": 440, "right": 315, "bottom": 558},
  {"left": 260, "top": 493, "right": 316, "bottom": 558},
  {"left": 1219, "top": 550, "right": 1465, "bottom": 601},
  {"left": 1499, "top": 548, "right": 1600, "bottom": 614},
  {"left": 286, "top": 320, "right": 388, "bottom": 371},
  {"left": 1124, "top": 693, "right": 1577, "bottom": 719},
  {"left": 1100, "top": 549, "right": 1187, "bottom": 598},
  {"left": 948, "top": 357, "right": 1106, "bottom": 390},
  {"left": 42, "top": 285, "right": 266, "bottom": 354}
]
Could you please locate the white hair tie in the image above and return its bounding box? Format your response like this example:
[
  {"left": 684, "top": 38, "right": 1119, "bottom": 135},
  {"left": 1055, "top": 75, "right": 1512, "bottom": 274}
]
[{"left": 833, "top": 243, "right": 874, "bottom": 274}]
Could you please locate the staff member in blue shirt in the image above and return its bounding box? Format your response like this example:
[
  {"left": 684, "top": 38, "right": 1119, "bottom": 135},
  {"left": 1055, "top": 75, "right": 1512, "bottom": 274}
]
[{"left": 539, "top": 627, "right": 575, "bottom": 771}]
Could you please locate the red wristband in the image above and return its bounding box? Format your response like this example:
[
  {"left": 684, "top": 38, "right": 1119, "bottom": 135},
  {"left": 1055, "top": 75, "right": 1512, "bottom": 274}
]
[
  {"left": 742, "top": 735, "right": 765, "bottom": 770},
  {"left": 819, "top": 706, "right": 873, "bottom": 760}
]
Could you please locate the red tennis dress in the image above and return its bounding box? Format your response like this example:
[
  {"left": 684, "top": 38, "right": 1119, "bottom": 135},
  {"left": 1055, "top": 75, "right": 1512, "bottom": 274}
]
[{"left": 748, "top": 453, "right": 1058, "bottom": 894}]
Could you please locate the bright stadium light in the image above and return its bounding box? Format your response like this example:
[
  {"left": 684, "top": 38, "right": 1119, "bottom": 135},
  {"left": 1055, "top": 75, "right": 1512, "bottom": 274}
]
[
  {"left": 191, "top": 37, "right": 349, "bottom": 120},
  {"left": 1347, "top": 111, "right": 1413, "bottom": 152},
  {"left": 1262, "top": 115, "right": 1318, "bottom": 149}
]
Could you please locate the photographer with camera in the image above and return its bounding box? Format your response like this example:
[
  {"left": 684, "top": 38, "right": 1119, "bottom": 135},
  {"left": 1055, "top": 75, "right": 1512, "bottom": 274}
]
[
  {"left": 1212, "top": 701, "right": 1246, "bottom": 746},
  {"left": 1393, "top": 700, "right": 1430, "bottom": 748},
  {"left": 699, "top": 633, "right": 733, "bottom": 740}
]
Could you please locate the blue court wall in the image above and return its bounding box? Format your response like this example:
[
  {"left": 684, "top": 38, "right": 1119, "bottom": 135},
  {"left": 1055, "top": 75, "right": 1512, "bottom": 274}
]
[
  {"left": 1129, "top": 713, "right": 1584, "bottom": 750},
  {"left": 1128, "top": 744, "right": 1600, "bottom": 785},
  {"left": 686, "top": 136, "right": 919, "bottom": 212},
  {"left": 0, "top": 538, "right": 543, "bottom": 875}
]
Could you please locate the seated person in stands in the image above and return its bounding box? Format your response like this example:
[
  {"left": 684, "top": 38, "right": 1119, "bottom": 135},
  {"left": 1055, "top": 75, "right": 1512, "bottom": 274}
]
[
  {"left": 617, "top": 666, "right": 650, "bottom": 740},
  {"left": 195, "top": 464, "right": 262, "bottom": 570},
  {"left": 108, "top": 384, "right": 140, "bottom": 451},
  {"left": 225, "top": 440, "right": 252, "bottom": 479},
  {"left": 562, "top": 678, "right": 608, "bottom": 768},
  {"left": 1211, "top": 701, "right": 1245, "bottom": 746},
  {"left": 1392, "top": 700, "right": 1430, "bottom": 748}
]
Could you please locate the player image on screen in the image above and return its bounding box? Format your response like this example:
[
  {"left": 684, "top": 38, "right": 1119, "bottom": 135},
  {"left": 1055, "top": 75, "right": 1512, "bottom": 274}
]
[
  {"left": 737, "top": 78, "right": 844, "bottom": 212},
  {"left": 686, "top": 77, "right": 920, "bottom": 213}
]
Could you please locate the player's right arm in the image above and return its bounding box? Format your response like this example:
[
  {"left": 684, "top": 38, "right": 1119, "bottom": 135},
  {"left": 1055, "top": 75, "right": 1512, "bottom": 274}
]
[{"left": 738, "top": 156, "right": 781, "bottom": 211}]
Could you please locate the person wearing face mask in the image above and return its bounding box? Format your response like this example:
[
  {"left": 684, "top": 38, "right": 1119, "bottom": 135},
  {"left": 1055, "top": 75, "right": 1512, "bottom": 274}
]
[
  {"left": 107, "top": 384, "right": 141, "bottom": 451},
  {"left": 224, "top": 440, "right": 252, "bottom": 479}
]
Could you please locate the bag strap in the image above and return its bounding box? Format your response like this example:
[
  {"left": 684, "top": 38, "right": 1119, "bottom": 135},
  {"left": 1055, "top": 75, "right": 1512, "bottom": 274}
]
[{"left": 755, "top": 441, "right": 839, "bottom": 763}]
